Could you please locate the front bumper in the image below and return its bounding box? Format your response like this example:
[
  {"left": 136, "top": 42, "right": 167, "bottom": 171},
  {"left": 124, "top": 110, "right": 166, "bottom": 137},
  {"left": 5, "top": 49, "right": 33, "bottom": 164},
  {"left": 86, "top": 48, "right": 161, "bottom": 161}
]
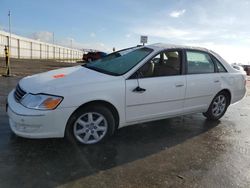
[{"left": 7, "top": 90, "right": 75, "bottom": 139}]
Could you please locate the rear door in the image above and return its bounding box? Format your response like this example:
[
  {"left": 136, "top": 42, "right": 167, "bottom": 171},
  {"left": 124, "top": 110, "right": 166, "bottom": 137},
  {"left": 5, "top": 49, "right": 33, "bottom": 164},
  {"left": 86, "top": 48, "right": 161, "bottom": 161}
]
[{"left": 183, "top": 50, "right": 222, "bottom": 113}]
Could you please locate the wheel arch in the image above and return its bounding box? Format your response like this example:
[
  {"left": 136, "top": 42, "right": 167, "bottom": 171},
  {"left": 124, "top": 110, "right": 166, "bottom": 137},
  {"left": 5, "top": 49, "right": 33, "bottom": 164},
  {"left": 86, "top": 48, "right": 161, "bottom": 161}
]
[
  {"left": 219, "top": 89, "right": 232, "bottom": 104},
  {"left": 66, "top": 100, "right": 120, "bottom": 132}
]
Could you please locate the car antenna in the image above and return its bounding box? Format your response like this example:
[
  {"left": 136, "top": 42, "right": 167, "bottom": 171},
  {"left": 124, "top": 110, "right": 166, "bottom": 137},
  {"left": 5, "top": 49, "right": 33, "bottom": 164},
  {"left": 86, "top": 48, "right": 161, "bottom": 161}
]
[
  {"left": 132, "top": 72, "right": 146, "bottom": 93},
  {"left": 136, "top": 71, "right": 140, "bottom": 87}
]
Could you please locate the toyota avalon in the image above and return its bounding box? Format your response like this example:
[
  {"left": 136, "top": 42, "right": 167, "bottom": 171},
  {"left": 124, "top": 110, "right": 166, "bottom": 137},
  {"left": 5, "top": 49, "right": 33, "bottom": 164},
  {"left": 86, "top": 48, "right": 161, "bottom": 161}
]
[{"left": 7, "top": 44, "right": 246, "bottom": 144}]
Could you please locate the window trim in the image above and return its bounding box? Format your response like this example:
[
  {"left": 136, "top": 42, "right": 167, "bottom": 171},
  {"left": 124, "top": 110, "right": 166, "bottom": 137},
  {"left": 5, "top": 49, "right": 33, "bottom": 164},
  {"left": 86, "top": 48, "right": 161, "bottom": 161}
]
[
  {"left": 184, "top": 49, "right": 217, "bottom": 75},
  {"left": 128, "top": 48, "right": 185, "bottom": 80}
]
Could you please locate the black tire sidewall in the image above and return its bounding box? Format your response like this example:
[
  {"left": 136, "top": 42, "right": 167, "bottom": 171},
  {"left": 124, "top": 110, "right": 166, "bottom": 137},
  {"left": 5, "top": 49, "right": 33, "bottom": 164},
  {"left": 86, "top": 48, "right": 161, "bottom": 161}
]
[
  {"left": 204, "top": 92, "right": 229, "bottom": 120},
  {"left": 65, "top": 105, "right": 115, "bottom": 145}
]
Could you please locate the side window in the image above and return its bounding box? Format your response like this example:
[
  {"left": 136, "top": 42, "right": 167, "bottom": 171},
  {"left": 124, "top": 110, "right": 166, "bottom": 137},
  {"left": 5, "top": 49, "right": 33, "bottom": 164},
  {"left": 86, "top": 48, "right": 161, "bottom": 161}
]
[
  {"left": 137, "top": 51, "right": 181, "bottom": 78},
  {"left": 186, "top": 51, "right": 215, "bottom": 74},
  {"left": 212, "top": 56, "right": 227, "bottom": 72}
]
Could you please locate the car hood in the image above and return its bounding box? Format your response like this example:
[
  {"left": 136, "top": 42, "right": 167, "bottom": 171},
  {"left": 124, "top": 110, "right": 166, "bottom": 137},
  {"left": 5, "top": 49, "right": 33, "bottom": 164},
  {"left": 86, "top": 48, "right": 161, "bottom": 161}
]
[{"left": 19, "top": 65, "right": 118, "bottom": 94}]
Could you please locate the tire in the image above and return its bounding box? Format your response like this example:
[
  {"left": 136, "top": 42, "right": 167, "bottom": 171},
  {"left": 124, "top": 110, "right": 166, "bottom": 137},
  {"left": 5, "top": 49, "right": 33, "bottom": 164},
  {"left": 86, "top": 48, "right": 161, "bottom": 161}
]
[
  {"left": 65, "top": 105, "right": 116, "bottom": 145},
  {"left": 203, "top": 91, "right": 229, "bottom": 121}
]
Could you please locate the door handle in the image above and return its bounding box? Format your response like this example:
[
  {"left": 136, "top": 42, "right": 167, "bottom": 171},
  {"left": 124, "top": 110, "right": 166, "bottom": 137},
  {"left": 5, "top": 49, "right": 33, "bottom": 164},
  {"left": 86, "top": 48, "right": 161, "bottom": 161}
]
[
  {"left": 175, "top": 84, "right": 184, "bottom": 87},
  {"left": 133, "top": 86, "right": 146, "bottom": 93},
  {"left": 214, "top": 80, "right": 220, "bottom": 83}
]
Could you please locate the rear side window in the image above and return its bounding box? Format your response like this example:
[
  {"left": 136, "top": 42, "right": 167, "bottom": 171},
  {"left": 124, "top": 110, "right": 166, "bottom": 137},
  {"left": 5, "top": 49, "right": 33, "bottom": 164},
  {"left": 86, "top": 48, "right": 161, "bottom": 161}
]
[
  {"left": 186, "top": 51, "right": 215, "bottom": 74},
  {"left": 212, "top": 56, "right": 227, "bottom": 72}
]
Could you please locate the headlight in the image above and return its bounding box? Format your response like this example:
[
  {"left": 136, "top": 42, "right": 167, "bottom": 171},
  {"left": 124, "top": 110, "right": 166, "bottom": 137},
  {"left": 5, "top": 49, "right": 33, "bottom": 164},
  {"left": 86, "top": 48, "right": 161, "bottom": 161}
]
[{"left": 20, "top": 93, "right": 63, "bottom": 110}]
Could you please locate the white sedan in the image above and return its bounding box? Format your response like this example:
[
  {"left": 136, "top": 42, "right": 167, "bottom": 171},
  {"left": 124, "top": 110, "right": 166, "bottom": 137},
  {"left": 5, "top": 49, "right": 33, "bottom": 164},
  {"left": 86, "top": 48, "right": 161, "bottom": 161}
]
[{"left": 7, "top": 43, "right": 246, "bottom": 144}]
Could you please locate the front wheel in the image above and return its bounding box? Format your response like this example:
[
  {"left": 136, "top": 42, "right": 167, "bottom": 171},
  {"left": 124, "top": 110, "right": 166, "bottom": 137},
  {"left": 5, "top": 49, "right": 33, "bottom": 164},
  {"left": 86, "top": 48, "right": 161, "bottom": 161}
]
[
  {"left": 66, "top": 105, "right": 116, "bottom": 145},
  {"left": 203, "top": 92, "right": 229, "bottom": 121}
]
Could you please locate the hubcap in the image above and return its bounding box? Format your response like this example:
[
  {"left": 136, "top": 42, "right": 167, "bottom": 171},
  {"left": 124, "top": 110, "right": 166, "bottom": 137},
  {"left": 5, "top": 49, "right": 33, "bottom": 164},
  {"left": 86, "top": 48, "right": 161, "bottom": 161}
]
[
  {"left": 73, "top": 112, "right": 108, "bottom": 144},
  {"left": 212, "top": 95, "right": 226, "bottom": 117}
]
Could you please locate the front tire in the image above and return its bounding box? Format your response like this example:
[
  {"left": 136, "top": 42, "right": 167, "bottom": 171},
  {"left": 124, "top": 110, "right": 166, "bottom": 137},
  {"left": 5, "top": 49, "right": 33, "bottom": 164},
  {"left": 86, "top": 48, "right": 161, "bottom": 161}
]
[
  {"left": 203, "top": 92, "right": 229, "bottom": 121},
  {"left": 66, "top": 105, "right": 115, "bottom": 145}
]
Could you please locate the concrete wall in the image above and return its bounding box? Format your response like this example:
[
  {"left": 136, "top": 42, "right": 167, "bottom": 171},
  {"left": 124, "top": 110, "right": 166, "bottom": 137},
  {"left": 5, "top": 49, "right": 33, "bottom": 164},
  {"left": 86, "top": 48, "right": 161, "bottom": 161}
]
[{"left": 0, "top": 30, "right": 83, "bottom": 61}]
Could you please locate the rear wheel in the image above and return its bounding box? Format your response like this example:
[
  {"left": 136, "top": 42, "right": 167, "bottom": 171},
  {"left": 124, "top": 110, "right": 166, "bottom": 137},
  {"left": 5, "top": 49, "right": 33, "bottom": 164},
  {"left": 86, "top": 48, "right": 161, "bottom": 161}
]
[
  {"left": 66, "top": 105, "right": 115, "bottom": 145},
  {"left": 203, "top": 92, "right": 229, "bottom": 120}
]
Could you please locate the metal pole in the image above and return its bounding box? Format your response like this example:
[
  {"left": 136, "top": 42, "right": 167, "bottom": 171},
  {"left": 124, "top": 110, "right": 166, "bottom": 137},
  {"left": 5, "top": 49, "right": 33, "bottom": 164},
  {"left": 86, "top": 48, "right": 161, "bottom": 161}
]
[
  {"left": 6, "top": 10, "right": 11, "bottom": 76},
  {"left": 8, "top": 11, "right": 11, "bottom": 50}
]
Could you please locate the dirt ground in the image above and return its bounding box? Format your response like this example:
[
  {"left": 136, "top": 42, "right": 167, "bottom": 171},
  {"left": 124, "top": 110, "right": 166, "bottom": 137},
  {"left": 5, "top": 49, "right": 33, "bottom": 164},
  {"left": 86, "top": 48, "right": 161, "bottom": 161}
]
[
  {"left": 0, "top": 58, "right": 78, "bottom": 77},
  {"left": 0, "top": 58, "right": 250, "bottom": 188}
]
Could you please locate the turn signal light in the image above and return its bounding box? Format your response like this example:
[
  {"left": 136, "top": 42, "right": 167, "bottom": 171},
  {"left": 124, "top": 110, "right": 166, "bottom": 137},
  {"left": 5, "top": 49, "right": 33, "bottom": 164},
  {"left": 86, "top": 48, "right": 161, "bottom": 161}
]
[{"left": 42, "top": 98, "right": 62, "bottom": 109}]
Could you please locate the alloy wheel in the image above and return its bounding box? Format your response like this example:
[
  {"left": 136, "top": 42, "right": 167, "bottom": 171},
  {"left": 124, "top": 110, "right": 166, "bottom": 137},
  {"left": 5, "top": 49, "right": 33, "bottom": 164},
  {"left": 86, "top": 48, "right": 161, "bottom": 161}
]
[
  {"left": 73, "top": 112, "right": 108, "bottom": 144},
  {"left": 212, "top": 95, "right": 226, "bottom": 117}
]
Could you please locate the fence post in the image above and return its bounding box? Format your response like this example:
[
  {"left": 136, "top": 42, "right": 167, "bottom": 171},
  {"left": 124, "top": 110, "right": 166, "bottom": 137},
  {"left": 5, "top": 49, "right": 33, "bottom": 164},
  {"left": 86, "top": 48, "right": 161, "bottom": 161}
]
[
  {"left": 47, "top": 45, "right": 49, "bottom": 59},
  {"left": 30, "top": 42, "right": 32, "bottom": 59},
  {"left": 53, "top": 46, "right": 55, "bottom": 60},
  {"left": 63, "top": 48, "right": 65, "bottom": 60},
  {"left": 59, "top": 48, "right": 61, "bottom": 60},
  {"left": 39, "top": 44, "right": 41, "bottom": 59},
  {"left": 71, "top": 50, "right": 72, "bottom": 61},
  {"left": 66, "top": 49, "right": 68, "bottom": 61},
  {"left": 17, "top": 39, "right": 20, "bottom": 59}
]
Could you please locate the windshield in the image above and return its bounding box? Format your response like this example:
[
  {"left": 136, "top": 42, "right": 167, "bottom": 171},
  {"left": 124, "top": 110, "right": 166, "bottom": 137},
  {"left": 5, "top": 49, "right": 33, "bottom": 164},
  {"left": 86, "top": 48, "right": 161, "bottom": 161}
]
[{"left": 83, "top": 47, "right": 153, "bottom": 76}]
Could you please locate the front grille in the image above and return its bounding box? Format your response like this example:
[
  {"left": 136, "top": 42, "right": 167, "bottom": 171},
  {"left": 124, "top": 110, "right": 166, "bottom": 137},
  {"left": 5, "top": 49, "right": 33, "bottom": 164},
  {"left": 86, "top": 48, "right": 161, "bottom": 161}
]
[{"left": 14, "top": 84, "right": 27, "bottom": 102}]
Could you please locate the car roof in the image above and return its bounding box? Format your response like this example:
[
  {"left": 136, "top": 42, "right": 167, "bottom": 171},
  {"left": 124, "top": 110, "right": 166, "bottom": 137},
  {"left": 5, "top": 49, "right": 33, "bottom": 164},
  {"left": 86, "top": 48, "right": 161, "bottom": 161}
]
[{"left": 147, "top": 43, "right": 210, "bottom": 53}]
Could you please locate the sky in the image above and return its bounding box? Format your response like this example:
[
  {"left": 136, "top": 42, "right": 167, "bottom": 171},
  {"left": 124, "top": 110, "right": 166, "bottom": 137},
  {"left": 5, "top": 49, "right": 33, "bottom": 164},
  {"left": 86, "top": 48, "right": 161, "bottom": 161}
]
[{"left": 1, "top": 0, "right": 250, "bottom": 64}]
